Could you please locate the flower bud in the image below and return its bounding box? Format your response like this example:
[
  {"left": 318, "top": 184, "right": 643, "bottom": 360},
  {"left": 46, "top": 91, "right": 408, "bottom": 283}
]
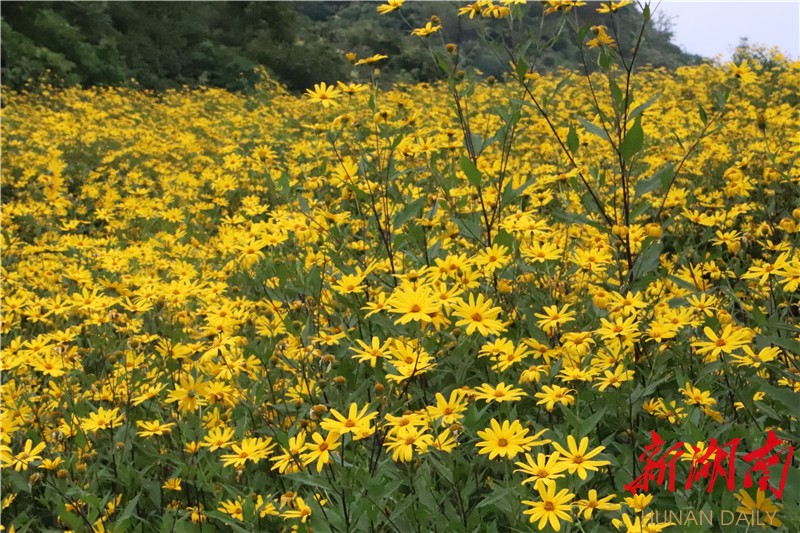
[{"left": 645, "top": 223, "right": 663, "bottom": 238}]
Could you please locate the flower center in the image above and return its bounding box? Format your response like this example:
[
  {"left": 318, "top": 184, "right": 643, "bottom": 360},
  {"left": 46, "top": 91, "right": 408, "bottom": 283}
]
[{"left": 497, "top": 438, "right": 508, "bottom": 447}]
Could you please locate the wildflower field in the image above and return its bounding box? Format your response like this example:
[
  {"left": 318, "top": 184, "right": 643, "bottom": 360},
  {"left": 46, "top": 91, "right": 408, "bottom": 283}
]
[{"left": 2, "top": 2, "right": 800, "bottom": 532}]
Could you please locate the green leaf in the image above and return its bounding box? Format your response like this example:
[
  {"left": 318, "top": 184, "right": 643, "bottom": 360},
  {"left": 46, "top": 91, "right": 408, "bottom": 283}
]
[
  {"left": 460, "top": 155, "right": 482, "bottom": 187},
  {"left": 609, "top": 79, "right": 624, "bottom": 112},
  {"left": 619, "top": 116, "right": 643, "bottom": 162},
  {"left": 598, "top": 47, "right": 614, "bottom": 70},
  {"left": 634, "top": 164, "right": 673, "bottom": 198},
  {"left": 762, "top": 384, "right": 800, "bottom": 416},
  {"left": 698, "top": 104, "right": 708, "bottom": 125},
  {"left": 567, "top": 124, "right": 579, "bottom": 155},
  {"left": 632, "top": 240, "right": 663, "bottom": 280},
  {"left": 629, "top": 92, "right": 660, "bottom": 120},
  {"left": 514, "top": 57, "right": 528, "bottom": 80},
  {"left": 393, "top": 197, "right": 425, "bottom": 228},
  {"left": 578, "top": 117, "right": 609, "bottom": 142}
]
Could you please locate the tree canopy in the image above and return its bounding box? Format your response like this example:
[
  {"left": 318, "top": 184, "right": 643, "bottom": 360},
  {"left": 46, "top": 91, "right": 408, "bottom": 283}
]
[{"left": 1, "top": 1, "right": 701, "bottom": 92}]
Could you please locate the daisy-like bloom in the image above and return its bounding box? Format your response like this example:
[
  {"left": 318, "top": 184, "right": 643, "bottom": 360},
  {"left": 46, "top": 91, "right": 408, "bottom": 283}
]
[
  {"left": 735, "top": 489, "right": 782, "bottom": 527},
  {"left": 543, "top": 0, "right": 586, "bottom": 16},
  {"left": 613, "top": 512, "right": 674, "bottom": 533},
  {"left": 4, "top": 439, "right": 46, "bottom": 471},
  {"left": 692, "top": 324, "right": 750, "bottom": 359},
  {"left": 201, "top": 426, "right": 235, "bottom": 451},
  {"left": 255, "top": 494, "right": 280, "bottom": 518},
  {"left": 596, "top": 315, "right": 641, "bottom": 346},
  {"left": 39, "top": 457, "right": 63, "bottom": 471},
  {"left": 575, "top": 489, "right": 621, "bottom": 519},
  {"left": 551, "top": 435, "right": 610, "bottom": 480},
  {"left": 475, "top": 244, "right": 510, "bottom": 274},
  {"left": 534, "top": 385, "right": 575, "bottom": 412},
  {"left": 476, "top": 419, "right": 548, "bottom": 460},
  {"left": 135, "top": 420, "right": 175, "bottom": 437},
  {"left": 587, "top": 25, "right": 616, "bottom": 48},
  {"left": 377, "top": 0, "right": 404, "bottom": 15},
  {"left": 81, "top": 407, "right": 124, "bottom": 433},
  {"left": 350, "top": 337, "right": 388, "bottom": 367},
  {"left": 166, "top": 374, "right": 209, "bottom": 412},
  {"left": 742, "top": 254, "right": 790, "bottom": 284},
  {"left": 386, "top": 284, "right": 440, "bottom": 325},
  {"left": 534, "top": 305, "right": 575, "bottom": 334},
  {"left": 426, "top": 390, "right": 468, "bottom": 426},
  {"left": 623, "top": 493, "right": 653, "bottom": 512},
  {"left": 451, "top": 293, "right": 506, "bottom": 336},
  {"left": 320, "top": 403, "right": 378, "bottom": 439},
  {"left": 354, "top": 54, "right": 388, "bottom": 66},
  {"left": 163, "top": 478, "right": 182, "bottom": 491},
  {"left": 521, "top": 480, "right": 575, "bottom": 531},
  {"left": 411, "top": 21, "right": 442, "bottom": 37},
  {"left": 384, "top": 425, "right": 434, "bottom": 462},
  {"left": 219, "top": 437, "right": 275, "bottom": 468},
  {"left": 514, "top": 451, "right": 566, "bottom": 490},
  {"left": 430, "top": 428, "right": 458, "bottom": 453},
  {"left": 301, "top": 432, "right": 341, "bottom": 473},
  {"left": 305, "top": 82, "right": 342, "bottom": 108},
  {"left": 281, "top": 496, "right": 312, "bottom": 523},
  {"left": 593, "top": 364, "right": 634, "bottom": 392},
  {"left": 271, "top": 432, "right": 307, "bottom": 474},
  {"left": 218, "top": 499, "right": 244, "bottom": 521},
  {"left": 522, "top": 240, "right": 562, "bottom": 263},
  {"left": 728, "top": 60, "right": 757, "bottom": 83},
  {"left": 678, "top": 382, "right": 717, "bottom": 408},
  {"left": 607, "top": 291, "right": 648, "bottom": 318},
  {"left": 472, "top": 382, "right": 527, "bottom": 403},
  {"left": 730, "top": 345, "right": 781, "bottom": 368},
  {"left": 596, "top": 0, "right": 632, "bottom": 13}
]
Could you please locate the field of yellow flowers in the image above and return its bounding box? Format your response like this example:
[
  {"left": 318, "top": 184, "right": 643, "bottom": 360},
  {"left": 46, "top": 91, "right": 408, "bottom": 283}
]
[{"left": 2, "top": 7, "right": 800, "bottom": 532}]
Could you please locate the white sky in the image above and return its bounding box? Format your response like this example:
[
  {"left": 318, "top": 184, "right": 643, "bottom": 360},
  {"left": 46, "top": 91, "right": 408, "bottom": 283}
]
[{"left": 654, "top": 1, "right": 800, "bottom": 60}]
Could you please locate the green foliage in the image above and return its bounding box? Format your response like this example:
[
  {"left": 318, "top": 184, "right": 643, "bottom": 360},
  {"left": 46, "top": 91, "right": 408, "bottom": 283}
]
[{"left": 1, "top": 1, "right": 701, "bottom": 92}]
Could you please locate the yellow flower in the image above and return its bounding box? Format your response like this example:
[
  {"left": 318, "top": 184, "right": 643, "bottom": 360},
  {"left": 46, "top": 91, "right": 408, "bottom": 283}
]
[
  {"left": 411, "top": 21, "right": 442, "bottom": 37},
  {"left": 522, "top": 480, "right": 575, "bottom": 531},
  {"left": 377, "top": 0, "right": 404, "bottom": 15},
  {"left": 575, "top": 489, "right": 620, "bottom": 519},
  {"left": 354, "top": 54, "right": 388, "bottom": 66},
  {"left": 596, "top": 0, "right": 632, "bottom": 13},
  {"left": 305, "top": 82, "right": 342, "bottom": 108},
  {"left": 163, "top": 478, "right": 182, "bottom": 491},
  {"left": 534, "top": 385, "right": 575, "bottom": 412},
  {"left": 384, "top": 426, "right": 433, "bottom": 462},
  {"left": 81, "top": 407, "right": 124, "bottom": 433},
  {"left": 220, "top": 437, "right": 275, "bottom": 468},
  {"left": 135, "top": 420, "right": 175, "bottom": 437},
  {"left": 281, "top": 496, "right": 312, "bottom": 523},
  {"left": 201, "top": 426, "right": 235, "bottom": 451},
  {"left": 735, "top": 489, "right": 782, "bottom": 527},
  {"left": 472, "top": 382, "right": 527, "bottom": 403},
  {"left": 534, "top": 304, "right": 576, "bottom": 334},
  {"left": 218, "top": 498, "right": 244, "bottom": 521},
  {"left": 386, "top": 284, "right": 441, "bottom": 325},
  {"left": 514, "top": 451, "right": 566, "bottom": 490},
  {"left": 301, "top": 432, "right": 341, "bottom": 473},
  {"left": 320, "top": 403, "right": 378, "bottom": 438},
  {"left": 451, "top": 293, "right": 506, "bottom": 336},
  {"left": 476, "top": 419, "right": 547, "bottom": 460},
  {"left": 551, "top": 435, "right": 610, "bottom": 480},
  {"left": 5, "top": 440, "right": 46, "bottom": 471},
  {"left": 728, "top": 60, "right": 757, "bottom": 83}
]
